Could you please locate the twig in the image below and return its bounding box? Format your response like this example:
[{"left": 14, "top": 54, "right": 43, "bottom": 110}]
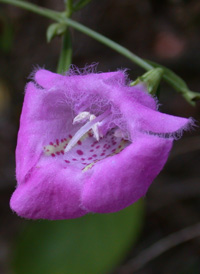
[{"left": 117, "top": 222, "right": 200, "bottom": 273}]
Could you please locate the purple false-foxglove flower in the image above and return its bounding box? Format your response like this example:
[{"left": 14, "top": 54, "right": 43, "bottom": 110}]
[{"left": 10, "top": 68, "right": 193, "bottom": 220}]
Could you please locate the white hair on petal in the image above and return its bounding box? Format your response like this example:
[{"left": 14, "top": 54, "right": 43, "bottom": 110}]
[
  {"left": 66, "top": 63, "right": 99, "bottom": 76},
  {"left": 145, "top": 117, "right": 196, "bottom": 140}
]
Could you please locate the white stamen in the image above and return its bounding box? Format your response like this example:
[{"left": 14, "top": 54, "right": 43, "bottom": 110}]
[
  {"left": 73, "top": 111, "right": 91, "bottom": 124},
  {"left": 89, "top": 114, "right": 101, "bottom": 141},
  {"left": 73, "top": 112, "right": 102, "bottom": 142},
  {"left": 89, "top": 114, "right": 96, "bottom": 121},
  {"left": 114, "top": 128, "right": 124, "bottom": 138},
  {"left": 65, "top": 110, "right": 111, "bottom": 153}
]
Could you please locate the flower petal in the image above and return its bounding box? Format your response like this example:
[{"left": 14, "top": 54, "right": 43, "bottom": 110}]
[
  {"left": 13, "top": 68, "right": 193, "bottom": 220},
  {"left": 128, "top": 83, "right": 158, "bottom": 110},
  {"left": 34, "top": 69, "right": 65, "bottom": 89},
  {"left": 34, "top": 69, "right": 126, "bottom": 90},
  {"left": 81, "top": 134, "right": 173, "bottom": 213},
  {"left": 11, "top": 162, "right": 87, "bottom": 220},
  {"left": 117, "top": 98, "right": 193, "bottom": 137},
  {"left": 16, "top": 82, "right": 73, "bottom": 184}
]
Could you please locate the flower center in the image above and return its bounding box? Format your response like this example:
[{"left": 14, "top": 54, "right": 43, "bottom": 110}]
[
  {"left": 43, "top": 110, "right": 130, "bottom": 171},
  {"left": 65, "top": 110, "right": 111, "bottom": 153}
]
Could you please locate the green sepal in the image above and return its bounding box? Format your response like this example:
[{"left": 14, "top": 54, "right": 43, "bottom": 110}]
[
  {"left": 182, "top": 89, "right": 200, "bottom": 106},
  {"left": 73, "top": 0, "right": 92, "bottom": 12},
  {"left": 147, "top": 60, "right": 200, "bottom": 106},
  {"left": 130, "top": 68, "right": 164, "bottom": 95},
  {"left": 46, "top": 23, "right": 67, "bottom": 43}
]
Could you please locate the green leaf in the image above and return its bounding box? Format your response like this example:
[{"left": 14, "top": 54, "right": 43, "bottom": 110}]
[
  {"left": 46, "top": 23, "right": 67, "bottom": 43},
  {"left": 146, "top": 60, "right": 200, "bottom": 106},
  {"left": 73, "top": 0, "right": 92, "bottom": 12},
  {"left": 12, "top": 201, "right": 144, "bottom": 274}
]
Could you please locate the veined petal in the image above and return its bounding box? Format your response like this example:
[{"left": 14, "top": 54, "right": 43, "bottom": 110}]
[{"left": 81, "top": 134, "right": 173, "bottom": 213}]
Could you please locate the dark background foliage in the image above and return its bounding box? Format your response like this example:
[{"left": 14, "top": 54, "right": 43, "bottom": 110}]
[{"left": 0, "top": 0, "right": 200, "bottom": 273}]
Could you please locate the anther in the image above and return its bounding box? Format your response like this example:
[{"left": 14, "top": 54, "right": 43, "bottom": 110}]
[{"left": 65, "top": 110, "right": 111, "bottom": 153}]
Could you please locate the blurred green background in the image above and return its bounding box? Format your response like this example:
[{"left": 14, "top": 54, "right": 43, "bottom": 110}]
[{"left": 0, "top": 0, "right": 200, "bottom": 273}]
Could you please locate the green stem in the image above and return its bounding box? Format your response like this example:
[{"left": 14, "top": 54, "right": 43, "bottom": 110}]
[
  {"left": 64, "top": 19, "right": 153, "bottom": 71},
  {"left": 57, "top": 30, "right": 72, "bottom": 73},
  {"left": 66, "top": 0, "right": 73, "bottom": 16},
  {"left": 0, "top": 0, "right": 153, "bottom": 71},
  {"left": 0, "top": 0, "right": 61, "bottom": 21},
  {"left": 57, "top": 0, "right": 73, "bottom": 73},
  {"left": 1, "top": 0, "right": 198, "bottom": 105}
]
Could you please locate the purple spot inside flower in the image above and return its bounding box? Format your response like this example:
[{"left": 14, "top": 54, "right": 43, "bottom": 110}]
[
  {"left": 77, "top": 150, "right": 83, "bottom": 156},
  {"left": 64, "top": 160, "right": 70, "bottom": 163}
]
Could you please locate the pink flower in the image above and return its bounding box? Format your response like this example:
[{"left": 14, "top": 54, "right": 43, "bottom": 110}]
[{"left": 10, "top": 68, "right": 193, "bottom": 220}]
